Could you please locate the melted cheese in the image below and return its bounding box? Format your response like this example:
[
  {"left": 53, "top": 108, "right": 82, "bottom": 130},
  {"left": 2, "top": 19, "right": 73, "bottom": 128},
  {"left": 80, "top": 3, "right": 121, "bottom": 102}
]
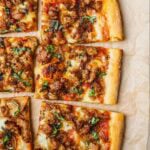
[
  {"left": 21, "top": 12, "right": 36, "bottom": 23},
  {"left": 62, "top": 121, "right": 73, "bottom": 132},
  {"left": 37, "top": 133, "right": 49, "bottom": 150},
  {"left": 0, "top": 118, "right": 6, "bottom": 131}
]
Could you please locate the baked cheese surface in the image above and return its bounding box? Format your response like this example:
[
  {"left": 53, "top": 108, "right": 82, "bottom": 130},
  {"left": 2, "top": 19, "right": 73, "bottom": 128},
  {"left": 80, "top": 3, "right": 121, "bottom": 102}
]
[
  {"left": 0, "top": 96, "right": 32, "bottom": 150},
  {"left": 35, "top": 44, "right": 122, "bottom": 104},
  {"left": 0, "top": 37, "right": 38, "bottom": 92},
  {"left": 35, "top": 102, "right": 124, "bottom": 150},
  {"left": 0, "top": 0, "right": 37, "bottom": 34},
  {"left": 41, "top": 0, "right": 123, "bottom": 44}
]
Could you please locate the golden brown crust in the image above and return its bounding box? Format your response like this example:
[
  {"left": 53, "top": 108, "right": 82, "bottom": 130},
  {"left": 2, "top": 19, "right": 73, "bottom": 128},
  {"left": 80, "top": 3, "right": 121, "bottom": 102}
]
[
  {"left": 109, "top": 112, "right": 124, "bottom": 150},
  {"left": 103, "top": 0, "right": 123, "bottom": 41},
  {"left": 104, "top": 49, "right": 123, "bottom": 104}
]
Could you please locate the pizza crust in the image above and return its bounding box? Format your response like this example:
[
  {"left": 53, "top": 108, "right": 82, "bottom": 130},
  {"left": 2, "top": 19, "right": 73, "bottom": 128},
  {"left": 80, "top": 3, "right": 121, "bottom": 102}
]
[
  {"left": 103, "top": 0, "right": 123, "bottom": 41},
  {"left": 109, "top": 112, "right": 124, "bottom": 150},
  {"left": 104, "top": 49, "right": 123, "bottom": 104}
]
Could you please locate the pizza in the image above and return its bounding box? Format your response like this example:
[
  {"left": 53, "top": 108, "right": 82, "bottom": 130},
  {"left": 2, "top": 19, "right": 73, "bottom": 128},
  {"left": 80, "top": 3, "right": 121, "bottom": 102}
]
[
  {"left": 0, "top": 37, "right": 38, "bottom": 92},
  {"left": 41, "top": 0, "right": 123, "bottom": 45},
  {"left": 35, "top": 44, "right": 122, "bottom": 104},
  {"left": 0, "top": 96, "right": 32, "bottom": 150},
  {"left": 0, "top": 0, "right": 38, "bottom": 34},
  {"left": 35, "top": 102, "right": 124, "bottom": 150}
]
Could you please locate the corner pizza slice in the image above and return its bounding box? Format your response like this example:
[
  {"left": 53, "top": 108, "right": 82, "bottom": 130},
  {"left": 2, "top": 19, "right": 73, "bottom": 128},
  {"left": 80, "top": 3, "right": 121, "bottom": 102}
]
[
  {"left": 41, "top": 0, "right": 123, "bottom": 45},
  {"left": 0, "top": 96, "right": 32, "bottom": 150},
  {"left": 0, "top": 37, "right": 38, "bottom": 92},
  {"left": 0, "top": 0, "right": 38, "bottom": 34},
  {"left": 35, "top": 44, "right": 122, "bottom": 104},
  {"left": 35, "top": 102, "right": 124, "bottom": 150}
]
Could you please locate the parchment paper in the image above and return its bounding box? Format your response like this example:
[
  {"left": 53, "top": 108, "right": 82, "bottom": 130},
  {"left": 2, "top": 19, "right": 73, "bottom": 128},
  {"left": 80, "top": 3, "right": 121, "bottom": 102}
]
[{"left": 0, "top": 0, "right": 149, "bottom": 149}]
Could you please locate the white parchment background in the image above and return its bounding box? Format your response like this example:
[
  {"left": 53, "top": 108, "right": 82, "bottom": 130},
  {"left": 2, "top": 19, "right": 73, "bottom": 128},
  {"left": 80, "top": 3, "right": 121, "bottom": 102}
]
[{"left": 0, "top": 0, "right": 149, "bottom": 149}]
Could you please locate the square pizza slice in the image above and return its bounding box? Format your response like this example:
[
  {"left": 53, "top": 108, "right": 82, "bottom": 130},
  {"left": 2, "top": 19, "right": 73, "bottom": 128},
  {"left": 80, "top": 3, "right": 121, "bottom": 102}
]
[
  {"left": 0, "top": 0, "right": 38, "bottom": 34},
  {"left": 0, "top": 37, "right": 38, "bottom": 92},
  {"left": 0, "top": 96, "right": 32, "bottom": 150},
  {"left": 41, "top": 0, "right": 123, "bottom": 45},
  {"left": 35, "top": 44, "right": 122, "bottom": 104},
  {"left": 35, "top": 102, "right": 124, "bottom": 150}
]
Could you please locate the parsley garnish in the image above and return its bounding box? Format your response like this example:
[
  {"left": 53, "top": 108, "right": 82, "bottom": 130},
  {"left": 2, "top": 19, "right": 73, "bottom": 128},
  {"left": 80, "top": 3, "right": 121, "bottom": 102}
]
[
  {"left": 41, "top": 81, "right": 49, "bottom": 91},
  {"left": 51, "top": 20, "right": 63, "bottom": 32},
  {"left": 90, "top": 117, "right": 100, "bottom": 126},
  {"left": 15, "top": 28, "right": 22, "bottom": 32},
  {"left": 46, "top": 45, "right": 55, "bottom": 53},
  {"left": 91, "top": 130, "right": 99, "bottom": 140},
  {"left": 2, "top": 129, "right": 13, "bottom": 147},
  {"left": 89, "top": 87, "right": 96, "bottom": 97},
  {"left": 51, "top": 122, "right": 62, "bottom": 137},
  {"left": 12, "top": 47, "right": 30, "bottom": 55},
  {"left": 82, "top": 16, "right": 96, "bottom": 24},
  {"left": 5, "top": 7, "right": 10, "bottom": 15},
  {"left": 53, "top": 112, "right": 65, "bottom": 121},
  {"left": 12, "top": 71, "right": 31, "bottom": 87},
  {"left": 97, "top": 71, "right": 107, "bottom": 78},
  {"left": 71, "top": 87, "right": 83, "bottom": 95}
]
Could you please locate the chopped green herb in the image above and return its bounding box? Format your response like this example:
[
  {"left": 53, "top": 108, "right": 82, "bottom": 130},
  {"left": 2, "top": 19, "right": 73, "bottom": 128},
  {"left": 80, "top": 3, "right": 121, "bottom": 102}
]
[
  {"left": 53, "top": 53, "right": 62, "bottom": 59},
  {"left": 41, "top": 81, "right": 49, "bottom": 91},
  {"left": 53, "top": 112, "right": 65, "bottom": 121},
  {"left": 14, "top": 108, "right": 21, "bottom": 116},
  {"left": 82, "top": 16, "right": 96, "bottom": 24},
  {"left": 97, "top": 72, "right": 107, "bottom": 78},
  {"left": 12, "top": 71, "right": 23, "bottom": 81},
  {"left": 2, "top": 129, "right": 12, "bottom": 147},
  {"left": 89, "top": 87, "right": 95, "bottom": 97},
  {"left": 46, "top": 45, "right": 55, "bottom": 53},
  {"left": 5, "top": 7, "right": 10, "bottom": 15},
  {"left": 51, "top": 122, "right": 62, "bottom": 137},
  {"left": 15, "top": 28, "right": 22, "bottom": 32},
  {"left": 22, "top": 81, "right": 31, "bottom": 87},
  {"left": 90, "top": 117, "right": 100, "bottom": 126},
  {"left": 51, "top": 20, "right": 63, "bottom": 31},
  {"left": 12, "top": 71, "right": 31, "bottom": 87},
  {"left": 91, "top": 131, "right": 99, "bottom": 140},
  {"left": 12, "top": 47, "right": 30, "bottom": 55},
  {"left": 72, "top": 87, "right": 83, "bottom": 95}
]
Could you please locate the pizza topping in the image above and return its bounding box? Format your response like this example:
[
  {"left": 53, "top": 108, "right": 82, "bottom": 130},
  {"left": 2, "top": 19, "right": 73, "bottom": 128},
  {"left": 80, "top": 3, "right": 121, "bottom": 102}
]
[
  {"left": 12, "top": 47, "right": 31, "bottom": 55},
  {"left": 81, "top": 16, "right": 96, "bottom": 24},
  {"left": 51, "top": 122, "right": 62, "bottom": 137},
  {"left": 36, "top": 45, "right": 109, "bottom": 102},
  {"left": 36, "top": 103, "right": 111, "bottom": 149},
  {"left": 41, "top": 81, "right": 49, "bottom": 92},
  {"left": 50, "top": 20, "right": 63, "bottom": 32},
  {"left": 89, "top": 87, "right": 96, "bottom": 97},
  {"left": 91, "top": 130, "right": 99, "bottom": 140},
  {"left": 12, "top": 71, "right": 31, "bottom": 87},
  {"left": 53, "top": 112, "right": 65, "bottom": 121},
  {"left": 0, "top": 0, "right": 37, "bottom": 33},
  {"left": 2, "top": 128, "right": 13, "bottom": 149},
  {"left": 89, "top": 117, "right": 100, "bottom": 126}
]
